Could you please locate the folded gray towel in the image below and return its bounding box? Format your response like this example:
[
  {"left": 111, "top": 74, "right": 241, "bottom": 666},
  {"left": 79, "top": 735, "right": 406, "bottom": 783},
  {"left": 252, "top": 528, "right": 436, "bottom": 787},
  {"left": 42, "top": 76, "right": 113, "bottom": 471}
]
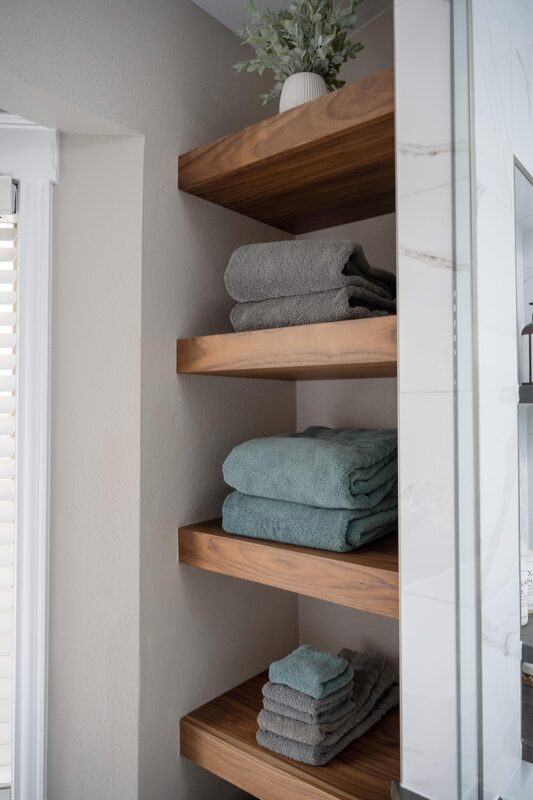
[
  {"left": 258, "top": 651, "right": 395, "bottom": 746},
  {"left": 262, "top": 696, "right": 356, "bottom": 726},
  {"left": 224, "top": 240, "right": 396, "bottom": 303},
  {"left": 262, "top": 679, "right": 353, "bottom": 715},
  {"left": 256, "top": 685, "right": 399, "bottom": 766},
  {"left": 230, "top": 287, "right": 394, "bottom": 332}
]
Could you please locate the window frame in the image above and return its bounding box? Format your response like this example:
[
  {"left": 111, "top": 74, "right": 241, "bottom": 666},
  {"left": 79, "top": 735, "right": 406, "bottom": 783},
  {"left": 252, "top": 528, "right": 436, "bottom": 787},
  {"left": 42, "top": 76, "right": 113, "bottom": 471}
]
[{"left": 0, "top": 115, "right": 58, "bottom": 800}]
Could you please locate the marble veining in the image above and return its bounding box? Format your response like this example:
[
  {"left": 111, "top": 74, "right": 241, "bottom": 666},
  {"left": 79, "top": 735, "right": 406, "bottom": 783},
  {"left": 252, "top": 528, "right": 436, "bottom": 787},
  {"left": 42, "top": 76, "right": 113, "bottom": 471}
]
[{"left": 395, "top": 0, "right": 458, "bottom": 795}]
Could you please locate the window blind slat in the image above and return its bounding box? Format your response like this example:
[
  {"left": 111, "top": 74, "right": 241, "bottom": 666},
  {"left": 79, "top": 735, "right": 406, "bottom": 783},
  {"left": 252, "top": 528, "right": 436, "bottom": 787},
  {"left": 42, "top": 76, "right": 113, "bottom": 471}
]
[
  {"left": 0, "top": 420, "right": 15, "bottom": 436},
  {"left": 0, "top": 380, "right": 14, "bottom": 396},
  {"left": 0, "top": 529, "right": 13, "bottom": 547},
  {"left": 0, "top": 505, "right": 14, "bottom": 525},
  {"left": 0, "top": 400, "right": 15, "bottom": 416},
  {"left": 0, "top": 593, "right": 12, "bottom": 613},
  {"left": 0, "top": 337, "right": 16, "bottom": 351},
  {"left": 0, "top": 224, "right": 15, "bottom": 791},
  {"left": 0, "top": 465, "right": 13, "bottom": 482},
  {"left": 0, "top": 745, "right": 11, "bottom": 766},
  {"left": 0, "top": 487, "right": 12, "bottom": 504},
  {"left": 0, "top": 638, "right": 11, "bottom": 658},
  {"left": 0, "top": 444, "right": 14, "bottom": 460},
  {"left": 0, "top": 569, "right": 12, "bottom": 590},
  {"left": 0, "top": 357, "right": 15, "bottom": 371}
]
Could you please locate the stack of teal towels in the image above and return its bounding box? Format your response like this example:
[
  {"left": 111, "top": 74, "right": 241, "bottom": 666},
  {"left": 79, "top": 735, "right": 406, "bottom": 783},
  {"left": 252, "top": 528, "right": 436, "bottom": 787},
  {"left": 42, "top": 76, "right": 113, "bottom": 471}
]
[
  {"left": 222, "top": 426, "right": 397, "bottom": 552},
  {"left": 257, "top": 645, "right": 399, "bottom": 765},
  {"left": 224, "top": 240, "right": 396, "bottom": 332}
]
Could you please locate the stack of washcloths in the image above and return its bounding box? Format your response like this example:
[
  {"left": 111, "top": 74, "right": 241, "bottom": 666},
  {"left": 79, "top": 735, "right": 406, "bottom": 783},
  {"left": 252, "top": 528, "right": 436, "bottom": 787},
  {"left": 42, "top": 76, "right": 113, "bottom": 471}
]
[
  {"left": 224, "top": 240, "right": 396, "bottom": 332},
  {"left": 222, "top": 426, "right": 397, "bottom": 552},
  {"left": 257, "top": 645, "right": 399, "bottom": 766}
]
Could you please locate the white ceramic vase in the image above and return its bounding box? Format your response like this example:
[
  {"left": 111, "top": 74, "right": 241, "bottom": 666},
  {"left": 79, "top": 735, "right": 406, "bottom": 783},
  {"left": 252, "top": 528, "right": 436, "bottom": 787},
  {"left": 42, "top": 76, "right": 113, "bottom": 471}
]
[{"left": 279, "top": 72, "right": 328, "bottom": 113}]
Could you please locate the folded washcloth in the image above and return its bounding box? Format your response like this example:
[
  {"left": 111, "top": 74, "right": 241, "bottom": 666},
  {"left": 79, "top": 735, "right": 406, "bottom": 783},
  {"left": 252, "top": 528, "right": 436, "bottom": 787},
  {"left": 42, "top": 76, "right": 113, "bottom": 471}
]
[
  {"left": 222, "top": 490, "right": 397, "bottom": 552},
  {"left": 223, "top": 427, "right": 398, "bottom": 510},
  {"left": 262, "top": 679, "right": 353, "bottom": 715},
  {"left": 262, "top": 696, "right": 356, "bottom": 726},
  {"left": 256, "top": 685, "right": 399, "bottom": 766},
  {"left": 224, "top": 240, "right": 396, "bottom": 303},
  {"left": 269, "top": 645, "right": 353, "bottom": 700},
  {"left": 258, "top": 650, "right": 395, "bottom": 746},
  {"left": 230, "top": 287, "right": 394, "bottom": 332}
]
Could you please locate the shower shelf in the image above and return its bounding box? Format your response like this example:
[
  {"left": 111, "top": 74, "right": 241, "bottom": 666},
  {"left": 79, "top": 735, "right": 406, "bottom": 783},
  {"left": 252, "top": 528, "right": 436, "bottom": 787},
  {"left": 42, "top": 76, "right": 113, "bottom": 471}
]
[
  {"left": 180, "top": 671, "right": 400, "bottom": 800},
  {"left": 177, "top": 317, "right": 397, "bottom": 381},
  {"left": 178, "top": 68, "right": 395, "bottom": 234},
  {"left": 178, "top": 520, "right": 399, "bottom": 618}
]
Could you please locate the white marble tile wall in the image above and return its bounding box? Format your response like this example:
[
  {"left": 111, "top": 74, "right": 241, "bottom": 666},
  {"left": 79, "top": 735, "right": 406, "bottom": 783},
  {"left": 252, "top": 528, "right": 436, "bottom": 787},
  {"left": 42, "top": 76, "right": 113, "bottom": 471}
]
[
  {"left": 394, "top": 0, "right": 459, "bottom": 797},
  {"left": 471, "top": 0, "right": 533, "bottom": 796}
]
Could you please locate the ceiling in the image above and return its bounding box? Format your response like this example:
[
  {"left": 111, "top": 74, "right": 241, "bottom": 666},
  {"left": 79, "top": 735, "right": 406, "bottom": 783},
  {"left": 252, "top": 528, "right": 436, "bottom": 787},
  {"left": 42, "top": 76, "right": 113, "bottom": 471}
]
[
  {"left": 192, "top": 1, "right": 287, "bottom": 31},
  {"left": 191, "top": 0, "right": 390, "bottom": 33}
]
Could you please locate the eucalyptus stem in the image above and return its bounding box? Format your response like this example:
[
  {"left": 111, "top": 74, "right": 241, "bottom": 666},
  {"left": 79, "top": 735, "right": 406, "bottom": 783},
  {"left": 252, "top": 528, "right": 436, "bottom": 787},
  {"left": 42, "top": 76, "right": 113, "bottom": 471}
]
[{"left": 234, "top": 0, "right": 364, "bottom": 104}]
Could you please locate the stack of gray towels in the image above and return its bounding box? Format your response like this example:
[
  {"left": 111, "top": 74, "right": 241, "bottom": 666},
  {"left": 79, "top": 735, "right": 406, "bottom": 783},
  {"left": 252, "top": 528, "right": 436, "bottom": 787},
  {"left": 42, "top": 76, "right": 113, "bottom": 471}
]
[
  {"left": 224, "top": 240, "right": 396, "bottom": 332},
  {"left": 222, "top": 426, "right": 397, "bottom": 552},
  {"left": 257, "top": 644, "right": 399, "bottom": 766}
]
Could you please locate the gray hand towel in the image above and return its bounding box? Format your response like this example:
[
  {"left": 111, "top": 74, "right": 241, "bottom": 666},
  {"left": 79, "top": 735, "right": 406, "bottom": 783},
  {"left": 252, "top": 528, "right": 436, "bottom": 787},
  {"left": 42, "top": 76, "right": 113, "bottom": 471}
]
[
  {"left": 262, "top": 679, "right": 353, "bottom": 715},
  {"left": 262, "top": 696, "right": 356, "bottom": 726},
  {"left": 262, "top": 651, "right": 388, "bottom": 725},
  {"left": 230, "top": 287, "right": 394, "bottom": 332},
  {"left": 256, "top": 685, "right": 399, "bottom": 766},
  {"left": 258, "top": 651, "right": 395, "bottom": 746},
  {"left": 224, "top": 240, "right": 396, "bottom": 302}
]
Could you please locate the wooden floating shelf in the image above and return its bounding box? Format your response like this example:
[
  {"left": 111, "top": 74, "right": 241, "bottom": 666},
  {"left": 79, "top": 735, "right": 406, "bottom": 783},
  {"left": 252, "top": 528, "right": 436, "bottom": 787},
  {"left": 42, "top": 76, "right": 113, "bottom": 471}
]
[
  {"left": 180, "top": 671, "right": 400, "bottom": 800},
  {"left": 178, "top": 69, "right": 395, "bottom": 234},
  {"left": 178, "top": 520, "right": 399, "bottom": 619},
  {"left": 177, "top": 317, "right": 397, "bottom": 381}
]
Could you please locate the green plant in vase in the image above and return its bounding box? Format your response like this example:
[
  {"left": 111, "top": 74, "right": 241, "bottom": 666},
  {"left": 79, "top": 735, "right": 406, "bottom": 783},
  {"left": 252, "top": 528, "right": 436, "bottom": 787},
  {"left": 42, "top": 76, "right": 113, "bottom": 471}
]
[{"left": 235, "top": 0, "right": 364, "bottom": 112}]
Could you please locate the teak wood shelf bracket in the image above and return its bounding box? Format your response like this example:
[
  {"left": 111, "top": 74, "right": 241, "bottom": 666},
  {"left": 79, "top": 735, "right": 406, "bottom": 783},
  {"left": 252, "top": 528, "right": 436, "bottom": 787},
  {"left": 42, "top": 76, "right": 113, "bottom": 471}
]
[{"left": 178, "top": 68, "right": 395, "bottom": 234}]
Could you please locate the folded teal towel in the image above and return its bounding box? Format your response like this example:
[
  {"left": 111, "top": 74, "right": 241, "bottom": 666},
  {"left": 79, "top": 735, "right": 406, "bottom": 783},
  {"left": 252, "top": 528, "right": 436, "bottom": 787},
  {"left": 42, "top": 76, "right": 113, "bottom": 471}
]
[
  {"left": 223, "top": 427, "right": 397, "bottom": 509},
  {"left": 269, "top": 646, "right": 354, "bottom": 700},
  {"left": 222, "top": 489, "right": 397, "bottom": 552}
]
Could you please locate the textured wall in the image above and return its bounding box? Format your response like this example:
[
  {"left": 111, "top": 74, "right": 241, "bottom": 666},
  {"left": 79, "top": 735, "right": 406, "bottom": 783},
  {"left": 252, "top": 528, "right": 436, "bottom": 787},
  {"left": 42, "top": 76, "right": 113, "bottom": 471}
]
[
  {"left": 50, "top": 133, "right": 144, "bottom": 800},
  {"left": 0, "top": 2, "right": 299, "bottom": 798}
]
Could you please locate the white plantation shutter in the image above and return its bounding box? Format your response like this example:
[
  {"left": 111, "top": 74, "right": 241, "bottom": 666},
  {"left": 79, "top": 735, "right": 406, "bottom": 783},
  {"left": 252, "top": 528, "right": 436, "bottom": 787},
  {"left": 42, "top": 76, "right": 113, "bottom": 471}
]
[{"left": 0, "top": 221, "right": 15, "bottom": 793}]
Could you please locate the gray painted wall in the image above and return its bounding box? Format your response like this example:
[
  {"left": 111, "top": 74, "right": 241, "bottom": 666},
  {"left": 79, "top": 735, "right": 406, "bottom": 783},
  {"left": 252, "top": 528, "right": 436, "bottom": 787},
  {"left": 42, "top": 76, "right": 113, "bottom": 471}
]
[{"left": 0, "top": 2, "right": 298, "bottom": 798}]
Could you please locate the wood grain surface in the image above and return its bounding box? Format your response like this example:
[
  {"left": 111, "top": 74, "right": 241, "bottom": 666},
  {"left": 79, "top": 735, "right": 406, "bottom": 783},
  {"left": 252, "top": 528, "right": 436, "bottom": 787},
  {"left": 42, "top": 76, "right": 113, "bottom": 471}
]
[
  {"left": 180, "top": 671, "right": 400, "bottom": 800},
  {"left": 177, "top": 316, "right": 397, "bottom": 381},
  {"left": 178, "top": 69, "right": 395, "bottom": 233},
  {"left": 178, "top": 520, "right": 399, "bottom": 618}
]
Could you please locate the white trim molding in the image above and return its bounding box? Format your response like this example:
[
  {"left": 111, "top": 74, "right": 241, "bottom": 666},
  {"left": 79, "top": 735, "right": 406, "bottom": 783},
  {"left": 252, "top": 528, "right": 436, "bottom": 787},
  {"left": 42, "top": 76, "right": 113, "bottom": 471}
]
[
  {"left": 0, "top": 115, "right": 58, "bottom": 183},
  {"left": 0, "top": 114, "right": 57, "bottom": 800},
  {"left": 12, "top": 179, "right": 53, "bottom": 800}
]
